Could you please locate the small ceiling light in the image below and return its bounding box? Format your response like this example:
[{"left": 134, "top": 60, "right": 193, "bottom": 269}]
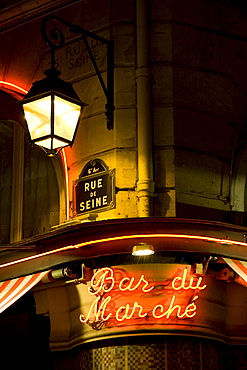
[
  {"left": 132, "top": 242, "right": 155, "bottom": 256},
  {"left": 21, "top": 68, "right": 87, "bottom": 155}
]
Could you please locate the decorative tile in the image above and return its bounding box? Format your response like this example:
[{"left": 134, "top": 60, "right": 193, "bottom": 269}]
[
  {"left": 94, "top": 345, "right": 125, "bottom": 369},
  {"left": 201, "top": 340, "right": 222, "bottom": 370},
  {"left": 167, "top": 337, "right": 200, "bottom": 369},
  {"left": 77, "top": 347, "right": 93, "bottom": 370},
  {"left": 128, "top": 342, "right": 165, "bottom": 369},
  {"left": 52, "top": 337, "right": 247, "bottom": 369}
]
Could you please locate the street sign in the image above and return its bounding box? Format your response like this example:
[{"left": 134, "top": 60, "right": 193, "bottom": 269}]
[{"left": 74, "top": 159, "right": 115, "bottom": 215}]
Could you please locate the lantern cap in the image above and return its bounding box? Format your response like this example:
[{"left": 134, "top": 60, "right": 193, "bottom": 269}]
[{"left": 21, "top": 68, "right": 86, "bottom": 107}]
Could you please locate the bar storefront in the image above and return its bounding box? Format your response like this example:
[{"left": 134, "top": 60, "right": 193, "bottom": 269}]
[{"left": 1, "top": 218, "right": 247, "bottom": 368}]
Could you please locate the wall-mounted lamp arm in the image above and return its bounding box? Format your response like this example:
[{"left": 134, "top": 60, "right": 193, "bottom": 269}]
[{"left": 41, "top": 15, "right": 114, "bottom": 129}]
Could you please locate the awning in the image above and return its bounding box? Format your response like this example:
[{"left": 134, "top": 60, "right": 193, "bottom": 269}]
[
  {"left": 223, "top": 257, "right": 247, "bottom": 286},
  {"left": 0, "top": 270, "right": 49, "bottom": 314}
]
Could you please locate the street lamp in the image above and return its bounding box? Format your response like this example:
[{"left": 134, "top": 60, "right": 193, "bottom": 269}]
[
  {"left": 21, "top": 68, "right": 86, "bottom": 155},
  {"left": 21, "top": 15, "right": 114, "bottom": 155}
]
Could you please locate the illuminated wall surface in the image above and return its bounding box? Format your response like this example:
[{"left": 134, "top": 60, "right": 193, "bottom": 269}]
[
  {"left": 33, "top": 263, "right": 247, "bottom": 347},
  {"left": 32, "top": 261, "right": 247, "bottom": 369},
  {"left": 79, "top": 265, "right": 207, "bottom": 334}
]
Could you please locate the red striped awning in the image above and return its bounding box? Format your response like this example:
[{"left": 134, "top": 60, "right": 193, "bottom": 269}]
[
  {"left": 0, "top": 271, "right": 49, "bottom": 314},
  {"left": 223, "top": 257, "right": 247, "bottom": 286}
]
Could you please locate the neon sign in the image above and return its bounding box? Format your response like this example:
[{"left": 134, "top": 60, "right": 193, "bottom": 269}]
[
  {"left": 79, "top": 267, "right": 207, "bottom": 328},
  {"left": 1, "top": 233, "right": 246, "bottom": 270},
  {"left": 0, "top": 81, "right": 27, "bottom": 94}
]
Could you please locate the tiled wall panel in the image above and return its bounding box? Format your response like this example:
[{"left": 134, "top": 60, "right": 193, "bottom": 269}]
[{"left": 52, "top": 337, "right": 246, "bottom": 370}]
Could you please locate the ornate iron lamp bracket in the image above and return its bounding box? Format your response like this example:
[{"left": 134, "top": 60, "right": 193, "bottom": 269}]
[{"left": 41, "top": 15, "right": 114, "bottom": 130}]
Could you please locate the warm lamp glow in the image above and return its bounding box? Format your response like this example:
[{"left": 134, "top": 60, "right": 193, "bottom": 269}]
[
  {"left": 132, "top": 242, "right": 155, "bottom": 256},
  {"left": 22, "top": 95, "right": 81, "bottom": 151},
  {"left": 21, "top": 68, "right": 87, "bottom": 155}
]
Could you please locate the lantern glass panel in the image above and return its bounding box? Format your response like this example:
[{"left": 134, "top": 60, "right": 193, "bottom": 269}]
[
  {"left": 22, "top": 96, "right": 51, "bottom": 141},
  {"left": 36, "top": 137, "right": 69, "bottom": 150},
  {"left": 54, "top": 96, "right": 81, "bottom": 141}
]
